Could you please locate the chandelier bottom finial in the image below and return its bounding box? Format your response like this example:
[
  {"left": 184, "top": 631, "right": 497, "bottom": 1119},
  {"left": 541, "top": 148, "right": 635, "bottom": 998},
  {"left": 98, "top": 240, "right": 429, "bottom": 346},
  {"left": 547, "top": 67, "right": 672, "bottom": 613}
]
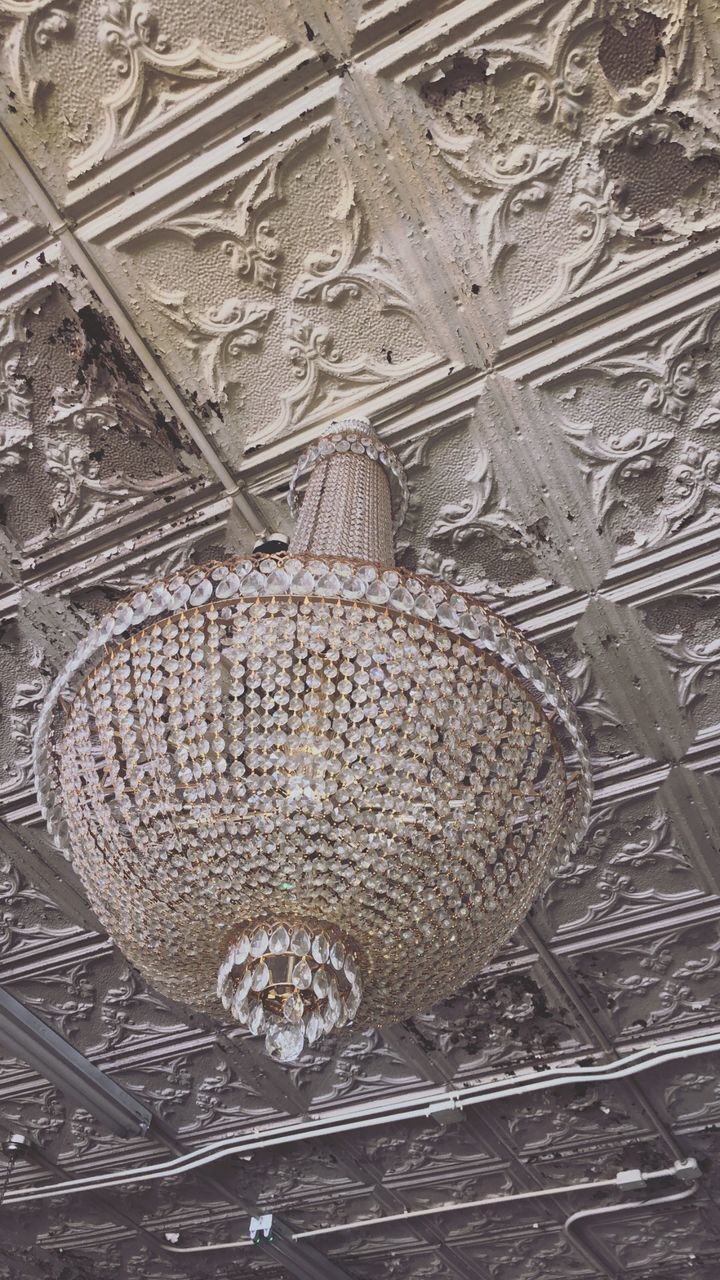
[{"left": 217, "top": 922, "right": 362, "bottom": 1061}]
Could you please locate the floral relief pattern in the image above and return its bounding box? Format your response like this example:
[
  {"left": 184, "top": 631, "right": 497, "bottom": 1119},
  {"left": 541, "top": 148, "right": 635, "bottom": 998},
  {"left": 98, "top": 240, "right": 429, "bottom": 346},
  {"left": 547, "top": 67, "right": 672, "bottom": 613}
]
[
  {"left": 1, "top": 0, "right": 284, "bottom": 179},
  {"left": 0, "top": 643, "right": 52, "bottom": 798},
  {"left": 550, "top": 306, "right": 720, "bottom": 550},
  {"left": 0, "top": 0, "right": 75, "bottom": 109},
  {"left": 126, "top": 133, "right": 434, "bottom": 453},
  {"left": 417, "top": 0, "right": 720, "bottom": 327},
  {"left": 74, "top": 0, "right": 279, "bottom": 174},
  {"left": 0, "top": 306, "right": 33, "bottom": 472},
  {"left": 539, "top": 794, "right": 698, "bottom": 938},
  {"left": 586, "top": 311, "right": 715, "bottom": 423},
  {"left": 156, "top": 294, "right": 275, "bottom": 396},
  {"left": 572, "top": 920, "right": 720, "bottom": 1035},
  {"left": 0, "top": 842, "right": 78, "bottom": 959},
  {"left": 426, "top": 441, "right": 524, "bottom": 546}
]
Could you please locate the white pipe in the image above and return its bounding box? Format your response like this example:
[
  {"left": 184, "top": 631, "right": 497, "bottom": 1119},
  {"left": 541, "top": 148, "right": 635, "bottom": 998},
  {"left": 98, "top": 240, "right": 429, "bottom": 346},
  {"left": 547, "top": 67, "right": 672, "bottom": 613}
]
[
  {"left": 5, "top": 1029, "right": 720, "bottom": 1206},
  {"left": 113, "top": 1165, "right": 703, "bottom": 1256},
  {"left": 297, "top": 1165, "right": 684, "bottom": 1242},
  {"left": 564, "top": 1182, "right": 697, "bottom": 1249},
  {"left": 0, "top": 122, "right": 266, "bottom": 536}
]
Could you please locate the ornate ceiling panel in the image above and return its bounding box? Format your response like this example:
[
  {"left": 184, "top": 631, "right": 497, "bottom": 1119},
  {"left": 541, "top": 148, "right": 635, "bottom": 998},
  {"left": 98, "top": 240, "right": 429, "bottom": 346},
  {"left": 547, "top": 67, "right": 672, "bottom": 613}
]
[{"left": 1, "top": 0, "right": 720, "bottom": 1277}]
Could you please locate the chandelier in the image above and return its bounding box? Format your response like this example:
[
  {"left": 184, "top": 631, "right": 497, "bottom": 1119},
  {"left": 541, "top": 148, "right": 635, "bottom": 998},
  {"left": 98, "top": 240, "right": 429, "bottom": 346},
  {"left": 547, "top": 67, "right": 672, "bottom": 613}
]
[{"left": 35, "top": 417, "right": 591, "bottom": 1063}]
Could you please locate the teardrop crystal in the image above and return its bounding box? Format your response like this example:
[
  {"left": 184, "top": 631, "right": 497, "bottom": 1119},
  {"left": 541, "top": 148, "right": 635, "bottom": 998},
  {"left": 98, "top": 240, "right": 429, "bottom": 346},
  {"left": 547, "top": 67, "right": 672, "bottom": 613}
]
[
  {"left": 248, "top": 1000, "right": 266, "bottom": 1035},
  {"left": 313, "top": 968, "right": 329, "bottom": 999},
  {"left": 305, "top": 1010, "right": 323, "bottom": 1045},
  {"left": 269, "top": 925, "right": 290, "bottom": 954},
  {"left": 284, "top": 991, "right": 304, "bottom": 1025},
  {"left": 292, "top": 957, "right": 312, "bottom": 990},
  {"left": 250, "top": 927, "right": 268, "bottom": 957},
  {"left": 291, "top": 928, "right": 311, "bottom": 955},
  {"left": 312, "top": 933, "right": 329, "bottom": 964},
  {"left": 232, "top": 935, "right": 251, "bottom": 965},
  {"left": 265, "top": 1017, "right": 305, "bottom": 1062}
]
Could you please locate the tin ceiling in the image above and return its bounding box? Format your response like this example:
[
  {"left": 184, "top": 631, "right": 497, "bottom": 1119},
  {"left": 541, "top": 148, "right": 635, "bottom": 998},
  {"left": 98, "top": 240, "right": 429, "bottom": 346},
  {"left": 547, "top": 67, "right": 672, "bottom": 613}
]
[{"left": 1, "top": 0, "right": 720, "bottom": 1276}]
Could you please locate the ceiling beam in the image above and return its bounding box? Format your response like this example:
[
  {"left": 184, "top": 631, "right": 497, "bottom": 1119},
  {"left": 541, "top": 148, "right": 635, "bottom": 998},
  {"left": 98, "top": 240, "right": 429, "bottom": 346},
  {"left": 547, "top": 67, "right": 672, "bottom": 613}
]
[
  {"left": 522, "top": 917, "right": 686, "bottom": 1163},
  {"left": 0, "top": 985, "right": 152, "bottom": 1138},
  {"left": 260, "top": 1220, "right": 359, "bottom": 1280}
]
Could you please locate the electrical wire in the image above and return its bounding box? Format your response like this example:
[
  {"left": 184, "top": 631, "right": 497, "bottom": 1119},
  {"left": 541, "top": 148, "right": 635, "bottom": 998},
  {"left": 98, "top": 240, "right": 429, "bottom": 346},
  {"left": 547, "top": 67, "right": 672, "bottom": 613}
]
[
  {"left": 4, "top": 1028, "right": 720, "bottom": 1206},
  {"left": 161, "top": 1164, "right": 698, "bottom": 1255},
  {"left": 564, "top": 1182, "right": 698, "bottom": 1249}
]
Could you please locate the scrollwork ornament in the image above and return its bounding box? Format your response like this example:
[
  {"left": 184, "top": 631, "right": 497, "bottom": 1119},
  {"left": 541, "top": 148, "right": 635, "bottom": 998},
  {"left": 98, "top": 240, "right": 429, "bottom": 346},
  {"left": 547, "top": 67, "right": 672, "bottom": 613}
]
[
  {"left": 72, "top": 0, "right": 279, "bottom": 174},
  {"left": 0, "top": 0, "right": 76, "bottom": 110}
]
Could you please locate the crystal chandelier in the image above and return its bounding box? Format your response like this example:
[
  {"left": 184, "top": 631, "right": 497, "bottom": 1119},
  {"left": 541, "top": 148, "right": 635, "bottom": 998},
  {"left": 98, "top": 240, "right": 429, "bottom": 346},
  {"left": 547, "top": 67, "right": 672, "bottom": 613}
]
[{"left": 35, "top": 417, "right": 591, "bottom": 1062}]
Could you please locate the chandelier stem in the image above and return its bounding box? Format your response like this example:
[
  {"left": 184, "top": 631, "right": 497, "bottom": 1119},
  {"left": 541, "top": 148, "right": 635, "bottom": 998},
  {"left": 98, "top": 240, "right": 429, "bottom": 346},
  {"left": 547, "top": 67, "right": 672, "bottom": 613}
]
[{"left": 288, "top": 419, "right": 396, "bottom": 566}]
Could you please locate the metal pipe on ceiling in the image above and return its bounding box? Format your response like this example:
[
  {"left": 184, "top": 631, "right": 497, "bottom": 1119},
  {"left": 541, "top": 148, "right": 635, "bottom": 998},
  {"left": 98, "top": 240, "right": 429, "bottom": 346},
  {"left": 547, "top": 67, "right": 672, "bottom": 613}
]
[
  {"left": 4, "top": 1027, "right": 719, "bottom": 1206},
  {"left": 563, "top": 1182, "right": 699, "bottom": 1264},
  {"left": 0, "top": 986, "right": 152, "bottom": 1138},
  {"left": 159, "top": 1161, "right": 701, "bottom": 1255}
]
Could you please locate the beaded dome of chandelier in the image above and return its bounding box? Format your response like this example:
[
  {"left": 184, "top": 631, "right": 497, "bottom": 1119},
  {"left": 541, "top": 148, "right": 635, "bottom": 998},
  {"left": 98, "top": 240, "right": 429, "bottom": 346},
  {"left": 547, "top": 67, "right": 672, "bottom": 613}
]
[{"left": 35, "top": 416, "right": 592, "bottom": 1063}]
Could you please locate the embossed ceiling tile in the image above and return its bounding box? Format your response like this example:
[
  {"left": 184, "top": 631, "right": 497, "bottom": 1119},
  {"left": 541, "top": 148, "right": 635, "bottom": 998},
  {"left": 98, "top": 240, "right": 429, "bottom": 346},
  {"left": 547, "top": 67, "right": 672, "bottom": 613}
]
[
  {"left": 521, "top": 1130, "right": 670, "bottom": 1187},
  {"left": 108, "top": 1170, "right": 229, "bottom": 1224},
  {"left": 0, "top": 280, "right": 209, "bottom": 564},
  {"left": 281, "top": 1186, "right": 385, "bottom": 1235},
  {"left": 0, "top": 0, "right": 295, "bottom": 198},
  {"left": 493, "top": 1078, "right": 647, "bottom": 1161},
  {"left": 587, "top": 1202, "right": 720, "bottom": 1272},
  {"left": 0, "top": 151, "right": 49, "bottom": 269},
  {"left": 338, "top": 1248, "right": 457, "bottom": 1280},
  {"left": 639, "top": 580, "right": 720, "bottom": 744},
  {"left": 535, "top": 786, "right": 704, "bottom": 942},
  {"left": 397, "top": 1162, "right": 515, "bottom": 1216},
  {"left": 92, "top": 121, "right": 440, "bottom": 460},
  {"left": 539, "top": 631, "right": 639, "bottom": 769},
  {"left": 333, "top": 68, "right": 500, "bottom": 366},
  {"left": 643, "top": 1055, "right": 720, "bottom": 1134},
  {"left": 396, "top": 0, "right": 720, "bottom": 343},
  {"left": 38, "top": 1204, "right": 131, "bottom": 1250},
  {"left": 686, "top": 1126, "right": 720, "bottom": 1203},
  {"left": 106, "top": 1041, "right": 279, "bottom": 1134},
  {"left": 0, "top": 1076, "right": 68, "bottom": 1156},
  {"left": 392, "top": 399, "right": 548, "bottom": 601},
  {"left": 287, "top": 0, "right": 464, "bottom": 63},
  {"left": 476, "top": 376, "right": 617, "bottom": 591},
  {"left": 411, "top": 956, "right": 592, "bottom": 1079},
  {"left": 54, "top": 1121, "right": 168, "bottom": 1171},
  {"left": 323, "top": 1218, "right": 420, "bottom": 1261},
  {"left": 565, "top": 915, "right": 720, "bottom": 1040},
  {"left": 0, "top": 624, "right": 56, "bottom": 809},
  {"left": 574, "top": 598, "right": 695, "bottom": 761},
  {"left": 630, "top": 1267, "right": 720, "bottom": 1280},
  {"left": 542, "top": 302, "right": 720, "bottom": 555},
  {"left": 301, "top": 1026, "right": 430, "bottom": 1109},
  {"left": 457, "top": 1226, "right": 596, "bottom": 1279},
  {"left": 349, "top": 1116, "right": 498, "bottom": 1191},
  {"left": 657, "top": 766, "right": 720, "bottom": 897},
  {"left": 0, "top": 826, "right": 83, "bottom": 962},
  {"left": 212, "top": 1140, "right": 358, "bottom": 1217},
  {"left": 2, "top": 947, "right": 191, "bottom": 1057}
]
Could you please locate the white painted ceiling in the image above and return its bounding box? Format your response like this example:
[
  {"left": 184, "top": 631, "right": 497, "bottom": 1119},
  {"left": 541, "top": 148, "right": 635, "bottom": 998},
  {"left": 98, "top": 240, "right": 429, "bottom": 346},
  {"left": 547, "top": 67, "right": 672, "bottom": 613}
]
[{"left": 1, "top": 0, "right": 720, "bottom": 1276}]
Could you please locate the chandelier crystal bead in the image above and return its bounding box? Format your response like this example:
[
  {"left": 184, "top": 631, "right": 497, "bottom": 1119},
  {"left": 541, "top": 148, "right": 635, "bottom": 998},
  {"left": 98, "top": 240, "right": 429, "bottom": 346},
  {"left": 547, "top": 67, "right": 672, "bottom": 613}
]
[{"left": 35, "top": 415, "right": 591, "bottom": 1064}]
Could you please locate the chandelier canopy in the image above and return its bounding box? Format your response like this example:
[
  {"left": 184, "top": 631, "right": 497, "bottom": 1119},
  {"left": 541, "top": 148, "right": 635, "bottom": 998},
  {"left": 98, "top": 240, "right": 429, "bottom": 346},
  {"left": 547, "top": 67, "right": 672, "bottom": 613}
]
[{"left": 35, "top": 417, "right": 591, "bottom": 1062}]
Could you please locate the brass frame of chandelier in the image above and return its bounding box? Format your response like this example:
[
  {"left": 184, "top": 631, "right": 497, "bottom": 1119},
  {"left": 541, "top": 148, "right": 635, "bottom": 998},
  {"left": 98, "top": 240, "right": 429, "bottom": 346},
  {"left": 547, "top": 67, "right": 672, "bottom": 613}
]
[{"left": 34, "top": 417, "right": 592, "bottom": 1063}]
